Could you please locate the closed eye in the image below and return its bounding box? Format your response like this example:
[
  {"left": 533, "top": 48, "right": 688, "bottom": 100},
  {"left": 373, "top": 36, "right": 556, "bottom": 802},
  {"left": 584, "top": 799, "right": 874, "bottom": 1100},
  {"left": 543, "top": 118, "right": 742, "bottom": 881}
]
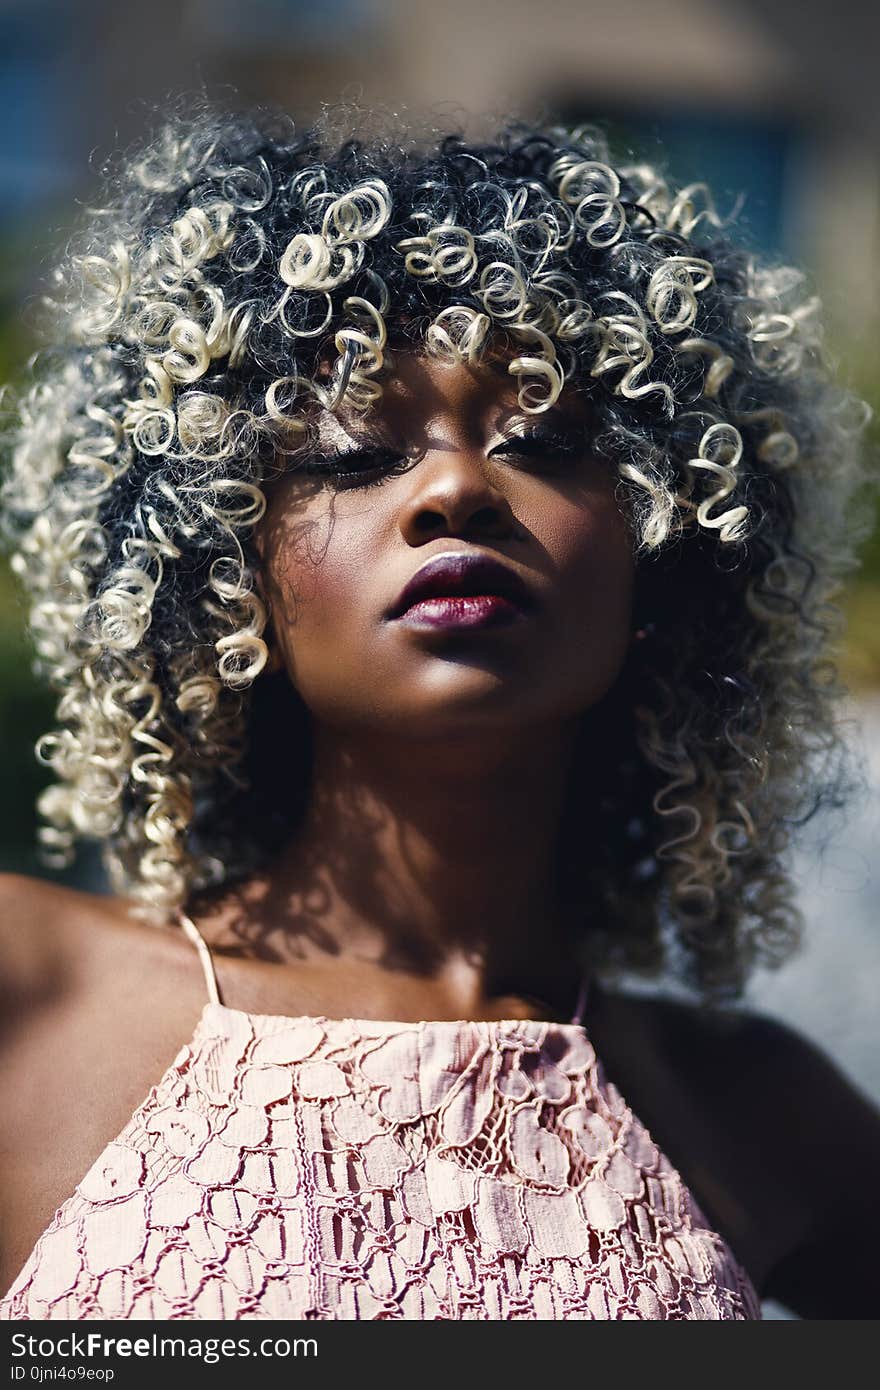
[
  {"left": 490, "top": 427, "right": 587, "bottom": 467},
  {"left": 296, "top": 426, "right": 588, "bottom": 490},
  {"left": 297, "top": 447, "right": 413, "bottom": 488}
]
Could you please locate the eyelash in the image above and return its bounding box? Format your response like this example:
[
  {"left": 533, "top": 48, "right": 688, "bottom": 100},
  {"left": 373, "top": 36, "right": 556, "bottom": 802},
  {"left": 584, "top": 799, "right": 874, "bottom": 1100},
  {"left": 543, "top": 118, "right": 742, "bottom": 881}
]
[{"left": 300, "top": 427, "right": 585, "bottom": 490}]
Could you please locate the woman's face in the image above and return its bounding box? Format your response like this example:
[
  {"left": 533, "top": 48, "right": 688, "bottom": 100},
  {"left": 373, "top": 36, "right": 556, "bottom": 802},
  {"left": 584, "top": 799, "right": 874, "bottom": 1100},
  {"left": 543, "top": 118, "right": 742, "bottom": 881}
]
[{"left": 256, "top": 350, "right": 636, "bottom": 738}]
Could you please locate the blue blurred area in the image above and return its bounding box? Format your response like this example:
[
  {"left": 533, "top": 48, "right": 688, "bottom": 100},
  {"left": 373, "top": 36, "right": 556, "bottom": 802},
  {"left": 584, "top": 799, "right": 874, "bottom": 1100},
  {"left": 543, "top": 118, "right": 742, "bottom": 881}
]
[
  {"left": 597, "top": 107, "right": 795, "bottom": 254},
  {"left": 199, "top": 0, "right": 378, "bottom": 48},
  {"left": 0, "top": 2, "right": 809, "bottom": 250},
  {"left": 0, "top": 2, "right": 78, "bottom": 227}
]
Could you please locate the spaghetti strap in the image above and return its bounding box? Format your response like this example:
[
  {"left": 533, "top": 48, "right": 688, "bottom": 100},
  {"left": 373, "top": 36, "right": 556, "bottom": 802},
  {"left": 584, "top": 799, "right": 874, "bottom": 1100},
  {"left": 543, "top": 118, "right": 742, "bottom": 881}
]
[
  {"left": 178, "top": 911, "right": 223, "bottom": 1007},
  {"left": 569, "top": 970, "right": 591, "bottom": 1026}
]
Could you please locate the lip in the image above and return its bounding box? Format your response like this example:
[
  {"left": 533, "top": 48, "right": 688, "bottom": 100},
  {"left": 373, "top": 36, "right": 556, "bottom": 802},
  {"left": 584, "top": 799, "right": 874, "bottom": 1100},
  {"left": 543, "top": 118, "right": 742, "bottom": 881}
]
[{"left": 386, "top": 551, "right": 537, "bottom": 626}]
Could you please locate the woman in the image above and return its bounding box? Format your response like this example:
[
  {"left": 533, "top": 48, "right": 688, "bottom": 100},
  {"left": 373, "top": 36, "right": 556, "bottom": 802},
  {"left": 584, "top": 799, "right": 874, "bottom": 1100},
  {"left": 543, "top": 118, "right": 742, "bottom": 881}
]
[{"left": 1, "top": 102, "right": 878, "bottom": 1320}]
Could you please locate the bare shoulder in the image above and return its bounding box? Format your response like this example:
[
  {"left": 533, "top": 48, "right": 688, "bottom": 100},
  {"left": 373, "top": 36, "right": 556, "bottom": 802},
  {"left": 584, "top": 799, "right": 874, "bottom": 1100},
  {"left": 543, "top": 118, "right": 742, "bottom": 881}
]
[
  {"left": 0, "top": 872, "right": 199, "bottom": 1034},
  {"left": 637, "top": 991, "right": 880, "bottom": 1135},
  {"left": 0, "top": 869, "right": 209, "bottom": 1140},
  {"left": 615, "top": 989, "right": 880, "bottom": 1189},
  {"left": 0, "top": 872, "right": 118, "bottom": 1017},
  {"left": 0, "top": 874, "right": 207, "bottom": 1297}
]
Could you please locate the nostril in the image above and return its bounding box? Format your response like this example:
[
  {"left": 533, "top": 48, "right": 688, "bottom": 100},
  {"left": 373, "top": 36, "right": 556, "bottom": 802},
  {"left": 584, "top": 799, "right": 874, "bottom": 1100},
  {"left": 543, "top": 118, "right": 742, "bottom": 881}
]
[
  {"left": 412, "top": 504, "right": 510, "bottom": 538},
  {"left": 413, "top": 508, "right": 449, "bottom": 535}
]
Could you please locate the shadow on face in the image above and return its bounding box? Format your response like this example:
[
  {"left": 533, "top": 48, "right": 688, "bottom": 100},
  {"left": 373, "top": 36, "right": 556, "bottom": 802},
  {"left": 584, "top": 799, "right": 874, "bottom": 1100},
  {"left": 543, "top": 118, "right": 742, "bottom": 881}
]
[{"left": 253, "top": 347, "right": 638, "bottom": 742}]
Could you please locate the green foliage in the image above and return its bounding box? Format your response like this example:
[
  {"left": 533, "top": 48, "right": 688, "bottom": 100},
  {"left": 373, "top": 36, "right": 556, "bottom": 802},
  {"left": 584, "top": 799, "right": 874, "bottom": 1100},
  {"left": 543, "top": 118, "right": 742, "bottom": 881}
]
[
  {"left": 0, "top": 560, "right": 55, "bottom": 874},
  {"left": 846, "top": 354, "right": 880, "bottom": 588}
]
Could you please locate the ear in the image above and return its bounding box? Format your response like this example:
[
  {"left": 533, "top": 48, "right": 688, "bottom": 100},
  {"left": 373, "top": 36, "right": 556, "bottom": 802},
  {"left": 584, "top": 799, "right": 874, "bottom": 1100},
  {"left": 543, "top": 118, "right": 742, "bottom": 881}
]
[
  {"left": 262, "top": 626, "right": 284, "bottom": 675},
  {"left": 252, "top": 554, "right": 284, "bottom": 677}
]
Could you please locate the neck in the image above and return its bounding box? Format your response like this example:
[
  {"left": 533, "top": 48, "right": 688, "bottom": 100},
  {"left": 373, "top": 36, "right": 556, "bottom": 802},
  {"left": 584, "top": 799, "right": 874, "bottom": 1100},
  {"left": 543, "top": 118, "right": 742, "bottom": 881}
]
[{"left": 212, "top": 718, "right": 593, "bottom": 1018}]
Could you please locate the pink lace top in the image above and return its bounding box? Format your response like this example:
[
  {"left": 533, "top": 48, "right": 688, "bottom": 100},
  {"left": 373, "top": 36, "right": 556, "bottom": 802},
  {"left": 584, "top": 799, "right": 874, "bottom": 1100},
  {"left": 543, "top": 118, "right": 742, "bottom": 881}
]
[{"left": 0, "top": 915, "right": 761, "bottom": 1321}]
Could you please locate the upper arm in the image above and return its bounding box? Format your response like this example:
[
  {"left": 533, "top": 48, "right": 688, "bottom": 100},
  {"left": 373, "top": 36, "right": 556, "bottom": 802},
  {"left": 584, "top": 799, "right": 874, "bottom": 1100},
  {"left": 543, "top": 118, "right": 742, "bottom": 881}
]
[
  {"left": 630, "top": 996, "right": 880, "bottom": 1314},
  {"left": 742, "top": 1013, "right": 880, "bottom": 1317}
]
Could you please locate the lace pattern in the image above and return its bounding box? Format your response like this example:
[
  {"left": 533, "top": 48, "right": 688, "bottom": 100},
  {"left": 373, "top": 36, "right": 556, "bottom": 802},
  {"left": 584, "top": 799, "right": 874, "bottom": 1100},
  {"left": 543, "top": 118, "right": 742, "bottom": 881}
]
[{"left": 0, "top": 1004, "right": 761, "bottom": 1319}]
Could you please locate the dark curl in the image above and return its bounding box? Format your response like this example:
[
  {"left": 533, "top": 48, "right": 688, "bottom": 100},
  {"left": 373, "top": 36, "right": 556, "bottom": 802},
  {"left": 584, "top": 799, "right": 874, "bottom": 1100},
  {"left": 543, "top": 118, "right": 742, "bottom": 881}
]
[{"left": 1, "top": 97, "right": 874, "bottom": 999}]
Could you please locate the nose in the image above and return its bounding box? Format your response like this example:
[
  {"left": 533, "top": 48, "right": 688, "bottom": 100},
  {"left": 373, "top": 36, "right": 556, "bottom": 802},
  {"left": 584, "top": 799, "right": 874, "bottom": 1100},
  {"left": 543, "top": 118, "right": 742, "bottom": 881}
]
[{"left": 397, "top": 445, "right": 518, "bottom": 545}]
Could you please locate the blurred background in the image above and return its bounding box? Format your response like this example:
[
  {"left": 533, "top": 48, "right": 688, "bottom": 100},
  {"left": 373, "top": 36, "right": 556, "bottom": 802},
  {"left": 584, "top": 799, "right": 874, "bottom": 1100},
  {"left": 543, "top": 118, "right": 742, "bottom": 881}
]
[{"left": 0, "top": 0, "right": 878, "bottom": 1314}]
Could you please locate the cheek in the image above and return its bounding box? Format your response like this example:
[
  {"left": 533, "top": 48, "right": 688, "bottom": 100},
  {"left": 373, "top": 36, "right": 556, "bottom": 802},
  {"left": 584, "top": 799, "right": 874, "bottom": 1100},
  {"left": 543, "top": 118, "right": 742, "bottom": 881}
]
[
  {"left": 549, "top": 487, "right": 634, "bottom": 603},
  {"left": 540, "top": 488, "right": 636, "bottom": 687},
  {"left": 258, "top": 496, "right": 387, "bottom": 672}
]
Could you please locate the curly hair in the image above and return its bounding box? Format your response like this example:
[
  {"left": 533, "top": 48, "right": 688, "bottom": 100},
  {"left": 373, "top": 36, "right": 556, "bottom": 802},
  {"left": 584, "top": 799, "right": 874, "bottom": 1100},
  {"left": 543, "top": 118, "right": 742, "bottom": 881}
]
[{"left": 1, "top": 98, "right": 873, "bottom": 999}]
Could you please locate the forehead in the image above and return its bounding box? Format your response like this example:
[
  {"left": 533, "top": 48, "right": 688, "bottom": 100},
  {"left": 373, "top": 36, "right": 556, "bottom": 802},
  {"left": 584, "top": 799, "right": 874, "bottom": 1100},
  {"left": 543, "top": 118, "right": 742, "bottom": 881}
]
[
  {"left": 314, "top": 345, "right": 590, "bottom": 430},
  {"left": 372, "top": 350, "right": 516, "bottom": 413}
]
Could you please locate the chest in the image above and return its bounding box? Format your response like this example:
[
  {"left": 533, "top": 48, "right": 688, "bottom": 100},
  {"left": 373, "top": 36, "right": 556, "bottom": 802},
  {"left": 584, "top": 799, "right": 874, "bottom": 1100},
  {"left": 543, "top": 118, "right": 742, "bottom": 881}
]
[{"left": 1, "top": 1008, "right": 761, "bottom": 1320}]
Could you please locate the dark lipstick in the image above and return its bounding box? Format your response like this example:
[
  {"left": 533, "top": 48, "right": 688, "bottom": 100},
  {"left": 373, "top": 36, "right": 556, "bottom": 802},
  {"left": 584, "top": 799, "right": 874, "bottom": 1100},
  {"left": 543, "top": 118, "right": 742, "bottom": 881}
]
[{"left": 386, "top": 551, "right": 536, "bottom": 630}]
